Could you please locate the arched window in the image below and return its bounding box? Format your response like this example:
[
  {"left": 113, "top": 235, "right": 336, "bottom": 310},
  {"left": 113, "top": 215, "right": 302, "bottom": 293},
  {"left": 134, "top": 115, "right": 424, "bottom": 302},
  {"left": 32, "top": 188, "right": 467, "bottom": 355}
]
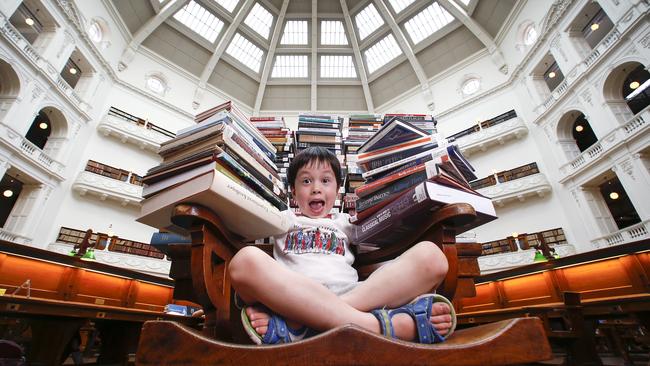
[
  {"left": 88, "top": 20, "right": 102, "bottom": 43},
  {"left": 461, "top": 77, "right": 480, "bottom": 96},
  {"left": 523, "top": 24, "right": 537, "bottom": 46},
  {"left": 145, "top": 73, "right": 168, "bottom": 96}
]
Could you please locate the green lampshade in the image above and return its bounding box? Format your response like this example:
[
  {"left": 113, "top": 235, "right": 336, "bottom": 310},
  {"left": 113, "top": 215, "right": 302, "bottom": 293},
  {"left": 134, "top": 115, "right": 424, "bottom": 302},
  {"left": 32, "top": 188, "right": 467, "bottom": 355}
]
[
  {"left": 81, "top": 248, "right": 96, "bottom": 261},
  {"left": 68, "top": 249, "right": 77, "bottom": 256},
  {"left": 533, "top": 251, "right": 548, "bottom": 262}
]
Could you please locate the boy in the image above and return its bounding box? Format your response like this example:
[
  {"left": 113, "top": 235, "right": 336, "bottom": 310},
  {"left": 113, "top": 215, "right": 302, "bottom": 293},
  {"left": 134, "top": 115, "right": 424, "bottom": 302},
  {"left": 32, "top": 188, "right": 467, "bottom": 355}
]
[{"left": 229, "top": 147, "right": 455, "bottom": 344}]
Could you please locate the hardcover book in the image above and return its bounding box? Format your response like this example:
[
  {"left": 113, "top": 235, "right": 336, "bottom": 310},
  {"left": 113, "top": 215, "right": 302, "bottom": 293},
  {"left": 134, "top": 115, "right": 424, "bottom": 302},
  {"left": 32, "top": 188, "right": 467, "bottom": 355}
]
[{"left": 357, "top": 117, "right": 430, "bottom": 154}]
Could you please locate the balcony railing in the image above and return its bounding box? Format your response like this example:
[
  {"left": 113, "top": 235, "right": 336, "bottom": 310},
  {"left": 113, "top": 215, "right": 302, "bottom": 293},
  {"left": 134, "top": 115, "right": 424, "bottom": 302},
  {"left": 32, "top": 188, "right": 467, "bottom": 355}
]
[
  {"left": 448, "top": 110, "right": 518, "bottom": 140},
  {"left": 56, "top": 226, "right": 165, "bottom": 259},
  {"left": 97, "top": 107, "right": 175, "bottom": 152},
  {"left": 451, "top": 113, "right": 528, "bottom": 157},
  {"left": 591, "top": 220, "right": 650, "bottom": 248},
  {"left": 72, "top": 161, "right": 143, "bottom": 206},
  {"left": 472, "top": 163, "right": 551, "bottom": 206},
  {"left": 0, "top": 123, "right": 65, "bottom": 180},
  {"left": 559, "top": 106, "right": 649, "bottom": 182},
  {"left": 0, "top": 228, "right": 32, "bottom": 245},
  {"left": 584, "top": 28, "right": 621, "bottom": 68},
  {"left": 480, "top": 227, "right": 567, "bottom": 256},
  {"left": 478, "top": 243, "right": 576, "bottom": 275}
]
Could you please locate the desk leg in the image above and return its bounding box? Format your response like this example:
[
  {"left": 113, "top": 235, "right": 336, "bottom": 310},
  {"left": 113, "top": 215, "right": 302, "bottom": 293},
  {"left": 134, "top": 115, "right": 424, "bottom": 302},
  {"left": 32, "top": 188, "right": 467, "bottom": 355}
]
[
  {"left": 95, "top": 320, "right": 142, "bottom": 365},
  {"left": 27, "top": 317, "right": 85, "bottom": 366}
]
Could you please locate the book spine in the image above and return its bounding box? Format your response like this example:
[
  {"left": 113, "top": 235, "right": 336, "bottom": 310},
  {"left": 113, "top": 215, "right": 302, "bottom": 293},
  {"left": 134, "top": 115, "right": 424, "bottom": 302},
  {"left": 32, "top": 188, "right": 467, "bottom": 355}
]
[
  {"left": 357, "top": 135, "right": 435, "bottom": 161},
  {"left": 360, "top": 144, "right": 435, "bottom": 171},
  {"left": 362, "top": 149, "right": 440, "bottom": 179},
  {"left": 150, "top": 232, "right": 191, "bottom": 245},
  {"left": 226, "top": 128, "right": 280, "bottom": 178},
  {"left": 222, "top": 145, "right": 280, "bottom": 190},
  {"left": 355, "top": 171, "right": 427, "bottom": 212},
  {"left": 355, "top": 164, "right": 426, "bottom": 197},
  {"left": 216, "top": 159, "right": 287, "bottom": 211},
  {"left": 297, "top": 134, "right": 342, "bottom": 143}
]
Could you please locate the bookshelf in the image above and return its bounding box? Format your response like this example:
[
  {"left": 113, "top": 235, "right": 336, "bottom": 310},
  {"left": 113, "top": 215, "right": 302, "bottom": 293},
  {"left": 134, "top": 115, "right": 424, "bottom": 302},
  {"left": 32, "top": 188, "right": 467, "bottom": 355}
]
[
  {"left": 108, "top": 106, "right": 175, "bottom": 138},
  {"left": 448, "top": 110, "right": 517, "bottom": 141},
  {"left": 85, "top": 160, "right": 144, "bottom": 186},
  {"left": 470, "top": 162, "right": 539, "bottom": 190},
  {"left": 57, "top": 227, "right": 165, "bottom": 259},
  {"left": 480, "top": 228, "right": 567, "bottom": 256}
]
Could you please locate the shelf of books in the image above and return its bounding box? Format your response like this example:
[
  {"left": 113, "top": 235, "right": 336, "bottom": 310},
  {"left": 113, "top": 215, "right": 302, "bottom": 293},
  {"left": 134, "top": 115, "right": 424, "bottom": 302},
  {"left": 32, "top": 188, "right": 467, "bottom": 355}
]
[{"left": 98, "top": 106, "right": 175, "bottom": 152}]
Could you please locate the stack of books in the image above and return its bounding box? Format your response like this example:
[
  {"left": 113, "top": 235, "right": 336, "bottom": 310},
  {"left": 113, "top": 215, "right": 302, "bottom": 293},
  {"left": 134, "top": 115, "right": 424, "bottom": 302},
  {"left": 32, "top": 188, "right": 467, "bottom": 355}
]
[
  {"left": 292, "top": 113, "right": 345, "bottom": 214},
  {"left": 250, "top": 116, "right": 294, "bottom": 184},
  {"left": 350, "top": 118, "right": 496, "bottom": 246},
  {"left": 383, "top": 113, "right": 436, "bottom": 134},
  {"left": 137, "top": 102, "right": 291, "bottom": 241}
]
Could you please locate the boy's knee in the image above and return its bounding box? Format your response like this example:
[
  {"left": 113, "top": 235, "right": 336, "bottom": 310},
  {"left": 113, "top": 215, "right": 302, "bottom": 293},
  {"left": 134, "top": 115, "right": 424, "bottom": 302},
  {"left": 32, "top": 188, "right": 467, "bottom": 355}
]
[
  {"left": 412, "top": 241, "right": 448, "bottom": 281},
  {"left": 229, "top": 246, "right": 268, "bottom": 285}
]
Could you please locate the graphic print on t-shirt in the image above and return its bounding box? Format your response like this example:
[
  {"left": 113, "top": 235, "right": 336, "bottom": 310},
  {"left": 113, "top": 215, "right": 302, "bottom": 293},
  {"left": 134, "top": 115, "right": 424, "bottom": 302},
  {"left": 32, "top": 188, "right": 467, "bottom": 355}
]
[{"left": 283, "top": 227, "right": 345, "bottom": 256}]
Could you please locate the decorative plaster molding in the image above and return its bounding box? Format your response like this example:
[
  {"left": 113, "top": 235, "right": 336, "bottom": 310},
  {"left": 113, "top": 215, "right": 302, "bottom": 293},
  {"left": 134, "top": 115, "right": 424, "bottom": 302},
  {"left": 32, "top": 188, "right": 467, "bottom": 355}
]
[
  {"left": 478, "top": 244, "right": 576, "bottom": 274},
  {"left": 72, "top": 170, "right": 143, "bottom": 207},
  {"left": 478, "top": 173, "right": 552, "bottom": 207},
  {"left": 97, "top": 114, "right": 170, "bottom": 152},
  {"left": 48, "top": 242, "right": 171, "bottom": 277},
  {"left": 590, "top": 219, "right": 649, "bottom": 247},
  {"left": 0, "top": 228, "right": 33, "bottom": 245},
  {"left": 455, "top": 117, "right": 529, "bottom": 157},
  {"left": 0, "top": 123, "right": 66, "bottom": 181}
]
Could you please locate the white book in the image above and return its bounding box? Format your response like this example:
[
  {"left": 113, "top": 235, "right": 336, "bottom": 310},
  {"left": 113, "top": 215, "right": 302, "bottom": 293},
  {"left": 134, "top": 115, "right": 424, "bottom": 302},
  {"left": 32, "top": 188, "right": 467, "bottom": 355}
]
[{"left": 138, "top": 168, "right": 290, "bottom": 241}]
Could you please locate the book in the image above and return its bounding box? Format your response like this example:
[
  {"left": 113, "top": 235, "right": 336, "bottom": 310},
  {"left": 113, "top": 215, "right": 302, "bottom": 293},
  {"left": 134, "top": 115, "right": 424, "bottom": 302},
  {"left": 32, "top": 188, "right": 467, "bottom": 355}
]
[
  {"left": 361, "top": 148, "right": 445, "bottom": 180},
  {"left": 138, "top": 168, "right": 291, "bottom": 241},
  {"left": 356, "top": 135, "right": 436, "bottom": 162},
  {"left": 357, "top": 143, "right": 437, "bottom": 172},
  {"left": 351, "top": 179, "right": 496, "bottom": 246},
  {"left": 355, "top": 169, "right": 430, "bottom": 212},
  {"left": 357, "top": 117, "right": 430, "bottom": 154},
  {"left": 143, "top": 162, "right": 217, "bottom": 198},
  {"left": 355, "top": 162, "right": 428, "bottom": 198},
  {"left": 446, "top": 144, "right": 477, "bottom": 182}
]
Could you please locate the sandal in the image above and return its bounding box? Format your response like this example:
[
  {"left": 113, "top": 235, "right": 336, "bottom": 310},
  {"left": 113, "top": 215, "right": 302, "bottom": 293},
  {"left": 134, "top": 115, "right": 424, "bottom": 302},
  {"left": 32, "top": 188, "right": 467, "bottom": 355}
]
[
  {"left": 371, "top": 293, "right": 456, "bottom": 344},
  {"left": 241, "top": 306, "right": 310, "bottom": 345}
]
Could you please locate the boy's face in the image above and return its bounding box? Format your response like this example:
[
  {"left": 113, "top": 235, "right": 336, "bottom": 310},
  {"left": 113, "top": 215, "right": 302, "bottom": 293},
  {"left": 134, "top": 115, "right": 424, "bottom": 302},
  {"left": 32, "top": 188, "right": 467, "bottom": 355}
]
[{"left": 292, "top": 160, "right": 338, "bottom": 218}]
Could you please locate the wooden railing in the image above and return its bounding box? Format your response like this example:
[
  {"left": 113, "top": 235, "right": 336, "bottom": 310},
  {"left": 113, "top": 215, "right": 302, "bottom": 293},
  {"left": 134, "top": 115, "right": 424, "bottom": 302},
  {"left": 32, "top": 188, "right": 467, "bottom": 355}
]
[
  {"left": 480, "top": 227, "right": 566, "bottom": 256},
  {"left": 448, "top": 110, "right": 517, "bottom": 141},
  {"left": 84, "top": 160, "right": 144, "bottom": 186},
  {"left": 470, "top": 162, "right": 539, "bottom": 190},
  {"left": 108, "top": 106, "right": 175, "bottom": 138},
  {"left": 57, "top": 227, "right": 165, "bottom": 259}
]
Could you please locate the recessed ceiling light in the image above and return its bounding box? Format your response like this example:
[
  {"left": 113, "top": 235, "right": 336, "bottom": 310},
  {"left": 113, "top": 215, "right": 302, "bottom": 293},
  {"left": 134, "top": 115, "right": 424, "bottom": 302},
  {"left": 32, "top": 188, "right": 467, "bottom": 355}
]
[
  {"left": 630, "top": 81, "right": 640, "bottom": 90},
  {"left": 590, "top": 23, "right": 599, "bottom": 31},
  {"left": 511, "top": 232, "right": 518, "bottom": 238},
  {"left": 609, "top": 192, "right": 619, "bottom": 200},
  {"left": 69, "top": 67, "right": 77, "bottom": 74},
  {"left": 548, "top": 71, "right": 556, "bottom": 78},
  {"left": 39, "top": 122, "right": 48, "bottom": 129},
  {"left": 3, "top": 189, "right": 13, "bottom": 198},
  {"left": 575, "top": 125, "right": 584, "bottom": 132},
  {"left": 25, "top": 18, "right": 34, "bottom": 26}
]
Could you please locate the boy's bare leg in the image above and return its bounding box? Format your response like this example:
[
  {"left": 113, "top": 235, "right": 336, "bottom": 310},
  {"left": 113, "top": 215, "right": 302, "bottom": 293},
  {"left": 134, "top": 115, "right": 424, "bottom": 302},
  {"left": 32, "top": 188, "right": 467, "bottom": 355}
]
[{"left": 231, "top": 242, "right": 452, "bottom": 341}]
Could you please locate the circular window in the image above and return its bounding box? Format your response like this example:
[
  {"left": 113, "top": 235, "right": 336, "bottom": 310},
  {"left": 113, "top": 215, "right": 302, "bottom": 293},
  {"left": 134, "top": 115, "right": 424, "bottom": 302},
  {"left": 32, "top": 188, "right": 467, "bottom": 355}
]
[
  {"left": 88, "top": 21, "right": 103, "bottom": 43},
  {"left": 146, "top": 76, "right": 166, "bottom": 94},
  {"left": 523, "top": 24, "right": 537, "bottom": 46},
  {"left": 461, "top": 78, "right": 480, "bottom": 96}
]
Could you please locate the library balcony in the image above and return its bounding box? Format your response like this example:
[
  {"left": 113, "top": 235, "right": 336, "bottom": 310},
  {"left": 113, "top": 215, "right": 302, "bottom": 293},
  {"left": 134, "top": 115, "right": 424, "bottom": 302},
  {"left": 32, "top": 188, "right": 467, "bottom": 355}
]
[
  {"left": 71, "top": 160, "right": 143, "bottom": 207},
  {"left": 48, "top": 226, "right": 169, "bottom": 276},
  {"left": 559, "top": 106, "right": 649, "bottom": 182},
  {"left": 0, "top": 123, "right": 65, "bottom": 181},
  {"left": 478, "top": 243, "right": 576, "bottom": 274},
  {"left": 0, "top": 14, "right": 90, "bottom": 115},
  {"left": 471, "top": 163, "right": 551, "bottom": 207},
  {"left": 97, "top": 107, "right": 175, "bottom": 152},
  {"left": 590, "top": 219, "right": 650, "bottom": 248},
  {"left": 0, "top": 227, "right": 32, "bottom": 245},
  {"left": 450, "top": 110, "right": 528, "bottom": 157}
]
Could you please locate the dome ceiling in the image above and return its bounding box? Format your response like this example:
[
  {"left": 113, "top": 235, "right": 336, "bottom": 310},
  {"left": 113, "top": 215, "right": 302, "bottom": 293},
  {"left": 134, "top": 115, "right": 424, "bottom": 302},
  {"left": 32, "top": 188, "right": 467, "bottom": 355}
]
[{"left": 111, "top": 0, "right": 516, "bottom": 113}]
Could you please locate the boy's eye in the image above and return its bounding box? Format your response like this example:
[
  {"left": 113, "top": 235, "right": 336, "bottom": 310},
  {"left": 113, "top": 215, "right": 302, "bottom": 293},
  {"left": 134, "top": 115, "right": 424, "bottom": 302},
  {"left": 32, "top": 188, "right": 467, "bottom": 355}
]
[
  {"left": 322, "top": 178, "right": 331, "bottom": 184},
  {"left": 302, "top": 178, "right": 311, "bottom": 184}
]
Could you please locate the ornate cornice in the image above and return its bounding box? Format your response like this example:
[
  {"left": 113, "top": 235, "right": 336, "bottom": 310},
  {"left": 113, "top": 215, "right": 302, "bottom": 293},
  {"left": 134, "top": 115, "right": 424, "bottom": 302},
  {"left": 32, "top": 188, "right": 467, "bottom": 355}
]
[
  {"left": 478, "top": 172, "right": 552, "bottom": 207},
  {"left": 455, "top": 117, "right": 528, "bottom": 157},
  {"left": 97, "top": 114, "right": 170, "bottom": 152},
  {"left": 72, "top": 170, "right": 143, "bottom": 207}
]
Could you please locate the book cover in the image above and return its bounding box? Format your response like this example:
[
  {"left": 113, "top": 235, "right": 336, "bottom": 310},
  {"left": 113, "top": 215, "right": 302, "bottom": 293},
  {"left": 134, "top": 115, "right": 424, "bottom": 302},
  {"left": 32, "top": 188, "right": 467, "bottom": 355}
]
[
  {"left": 355, "top": 162, "right": 428, "bottom": 198},
  {"left": 447, "top": 144, "right": 477, "bottom": 182},
  {"left": 357, "top": 143, "right": 437, "bottom": 172},
  {"left": 357, "top": 117, "right": 430, "bottom": 154},
  {"left": 150, "top": 232, "right": 191, "bottom": 245},
  {"left": 355, "top": 170, "right": 429, "bottom": 212},
  {"left": 138, "top": 169, "right": 291, "bottom": 241},
  {"left": 361, "top": 148, "right": 445, "bottom": 180},
  {"left": 356, "top": 135, "right": 436, "bottom": 162}
]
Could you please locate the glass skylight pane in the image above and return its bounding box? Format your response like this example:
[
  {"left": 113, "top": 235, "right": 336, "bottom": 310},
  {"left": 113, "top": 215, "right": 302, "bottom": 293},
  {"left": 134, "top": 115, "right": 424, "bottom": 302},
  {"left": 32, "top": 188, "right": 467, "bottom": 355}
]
[
  {"left": 404, "top": 2, "right": 454, "bottom": 44},
  {"left": 215, "top": 0, "right": 239, "bottom": 12},
  {"left": 173, "top": 1, "right": 225, "bottom": 43},
  {"left": 226, "top": 33, "right": 264, "bottom": 72},
  {"left": 459, "top": 0, "right": 471, "bottom": 5},
  {"left": 244, "top": 3, "right": 274, "bottom": 39},
  {"left": 388, "top": 0, "right": 416, "bottom": 13},
  {"left": 364, "top": 34, "right": 402, "bottom": 73},
  {"left": 272, "top": 55, "right": 308, "bottom": 78},
  {"left": 281, "top": 20, "right": 308, "bottom": 45},
  {"left": 321, "top": 20, "right": 347, "bottom": 45},
  {"left": 320, "top": 55, "right": 356, "bottom": 78},
  {"left": 355, "top": 3, "right": 384, "bottom": 40}
]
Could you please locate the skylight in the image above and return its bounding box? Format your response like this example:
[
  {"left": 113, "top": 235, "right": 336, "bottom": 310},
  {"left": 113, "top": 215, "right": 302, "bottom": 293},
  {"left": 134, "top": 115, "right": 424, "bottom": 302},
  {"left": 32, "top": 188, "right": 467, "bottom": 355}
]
[
  {"left": 281, "top": 20, "right": 308, "bottom": 45},
  {"left": 226, "top": 33, "right": 264, "bottom": 72},
  {"left": 387, "top": 0, "right": 416, "bottom": 14},
  {"left": 244, "top": 3, "right": 274, "bottom": 39},
  {"left": 173, "top": 1, "right": 225, "bottom": 43},
  {"left": 459, "top": 0, "right": 471, "bottom": 5},
  {"left": 215, "top": 0, "right": 239, "bottom": 13},
  {"left": 355, "top": 3, "right": 384, "bottom": 40},
  {"left": 364, "top": 34, "right": 402, "bottom": 73},
  {"left": 404, "top": 2, "right": 454, "bottom": 45},
  {"left": 320, "top": 55, "right": 356, "bottom": 78},
  {"left": 272, "top": 55, "right": 308, "bottom": 78},
  {"left": 321, "top": 20, "right": 347, "bottom": 45}
]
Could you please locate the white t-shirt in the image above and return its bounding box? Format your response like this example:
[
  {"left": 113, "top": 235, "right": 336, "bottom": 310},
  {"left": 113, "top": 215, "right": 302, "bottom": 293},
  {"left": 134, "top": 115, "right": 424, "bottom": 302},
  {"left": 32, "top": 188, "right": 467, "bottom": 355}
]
[{"left": 272, "top": 210, "right": 358, "bottom": 294}]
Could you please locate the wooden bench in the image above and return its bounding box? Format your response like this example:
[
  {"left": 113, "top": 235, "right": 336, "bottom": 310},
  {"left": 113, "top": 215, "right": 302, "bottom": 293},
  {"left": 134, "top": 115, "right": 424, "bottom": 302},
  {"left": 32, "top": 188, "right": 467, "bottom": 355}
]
[{"left": 136, "top": 203, "right": 551, "bottom": 366}]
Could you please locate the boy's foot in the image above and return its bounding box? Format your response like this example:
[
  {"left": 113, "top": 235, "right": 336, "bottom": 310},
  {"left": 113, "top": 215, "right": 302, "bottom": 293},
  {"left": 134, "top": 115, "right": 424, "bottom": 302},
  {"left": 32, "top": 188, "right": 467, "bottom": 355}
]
[
  {"left": 244, "top": 306, "right": 304, "bottom": 337},
  {"left": 389, "top": 300, "right": 453, "bottom": 341}
]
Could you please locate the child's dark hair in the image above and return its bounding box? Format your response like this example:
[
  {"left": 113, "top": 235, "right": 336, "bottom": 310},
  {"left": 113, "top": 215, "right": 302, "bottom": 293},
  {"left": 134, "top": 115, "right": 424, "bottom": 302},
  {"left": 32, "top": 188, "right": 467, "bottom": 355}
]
[{"left": 287, "top": 147, "right": 343, "bottom": 189}]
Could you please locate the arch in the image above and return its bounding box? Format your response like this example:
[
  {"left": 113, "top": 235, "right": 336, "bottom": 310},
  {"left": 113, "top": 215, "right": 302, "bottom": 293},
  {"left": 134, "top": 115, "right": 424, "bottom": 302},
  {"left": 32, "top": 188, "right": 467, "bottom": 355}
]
[
  {"left": 0, "top": 59, "right": 21, "bottom": 97},
  {"left": 600, "top": 58, "right": 647, "bottom": 103},
  {"left": 556, "top": 108, "right": 589, "bottom": 140},
  {"left": 32, "top": 104, "right": 69, "bottom": 140}
]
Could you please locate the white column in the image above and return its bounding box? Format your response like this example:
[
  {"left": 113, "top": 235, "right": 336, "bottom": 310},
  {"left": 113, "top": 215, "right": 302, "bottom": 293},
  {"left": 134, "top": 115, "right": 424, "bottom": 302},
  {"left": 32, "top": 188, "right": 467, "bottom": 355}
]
[
  {"left": 0, "top": 0, "right": 21, "bottom": 18},
  {"left": 573, "top": 186, "right": 618, "bottom": 237},
  {"left": 612, "top": 155, "right": 650, "bottom": 221},
  {"left": 0, "top": 158, "right": 10, "bottom": 179},
  {"left": 32, "top": 27, "right": 75, "bottom": 75},
  {"left": 548, "top": 33, "right": 578, "bottom": 79},
  {"left": 3, "top": 184, "right": 52, "bottom": 240}
]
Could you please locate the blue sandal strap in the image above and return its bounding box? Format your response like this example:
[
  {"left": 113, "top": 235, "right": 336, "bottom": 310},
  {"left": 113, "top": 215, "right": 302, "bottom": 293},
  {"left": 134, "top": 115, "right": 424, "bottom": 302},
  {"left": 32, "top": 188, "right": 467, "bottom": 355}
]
[
  {"left": 371, "top": 309, "right": 395, "bottom": 339},
  {"left": 388, "top": 295, "right": 450, "bottom": 344}
]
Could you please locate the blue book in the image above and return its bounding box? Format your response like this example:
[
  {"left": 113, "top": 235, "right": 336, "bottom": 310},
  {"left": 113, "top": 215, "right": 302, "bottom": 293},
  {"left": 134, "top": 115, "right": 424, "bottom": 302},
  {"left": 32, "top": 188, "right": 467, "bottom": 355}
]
[{"left": 150, "top": 232, "right": 191, "bottom": 245}]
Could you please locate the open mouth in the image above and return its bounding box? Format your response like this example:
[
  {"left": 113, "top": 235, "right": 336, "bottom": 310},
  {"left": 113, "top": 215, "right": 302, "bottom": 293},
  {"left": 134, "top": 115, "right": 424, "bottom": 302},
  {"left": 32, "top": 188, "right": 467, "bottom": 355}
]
[{"left": 309, "top": 200, "right": 325, "bottom": 212}]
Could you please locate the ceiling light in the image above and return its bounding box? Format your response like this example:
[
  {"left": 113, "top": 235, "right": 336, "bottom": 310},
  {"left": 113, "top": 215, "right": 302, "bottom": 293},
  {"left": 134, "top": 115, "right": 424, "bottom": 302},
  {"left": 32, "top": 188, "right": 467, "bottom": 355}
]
[
  {"left": 511, "top": 232, "right": 518, "bottom": 238},
  {"left": 548, "top": 71, "right": 556, "bottom": 79},
  {"left": 630, "top": 81, "right": 640, "bottom": 90},
  {"left": 39, "top": 122, "right": 48, "bottom": 129},
  {"left": 609, "top": 192, "right": 619, "bottom": 200},
  {"left": 69, "top": 67, "right": 77, "bottom": 74},
  {"left": 625, "top": 79, "right": 650, "bottom": 100},
  {"left": 590, "top": 23, "right": 599, "bottom": 31},
  {"left": 3, "top": 189, "right": 13, "bottom": 198},
  {"left": 25, "top": 18, "right": 34, "bottom": 26},
  {"left": 575, "top": 125, "right": 584, "bottom": 132}
]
